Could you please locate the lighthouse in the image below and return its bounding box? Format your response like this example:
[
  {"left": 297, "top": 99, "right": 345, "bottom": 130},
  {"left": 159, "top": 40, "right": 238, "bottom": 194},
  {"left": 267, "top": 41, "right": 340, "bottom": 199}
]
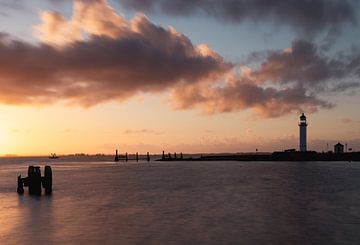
[{"left": 299, "top": 113, "right": 308, "bottom": 152}]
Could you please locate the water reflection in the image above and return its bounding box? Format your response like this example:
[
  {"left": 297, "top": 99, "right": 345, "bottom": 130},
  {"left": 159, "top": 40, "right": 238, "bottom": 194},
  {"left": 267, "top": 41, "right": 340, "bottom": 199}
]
[
  {"left": 18, "top": 194, "right": 54, "bottom": 243},
  {"left": 0, "top": 194, "right": 22, "bottom": 241},
  {"left": 0, "top": 160, "right": 360, "bottom": 244}
]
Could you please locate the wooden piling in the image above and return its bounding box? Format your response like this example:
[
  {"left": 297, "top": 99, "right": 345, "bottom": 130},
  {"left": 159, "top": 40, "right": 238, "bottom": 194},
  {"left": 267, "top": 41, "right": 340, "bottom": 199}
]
[
  {"left": 17, "top": 175, "right": 24, "bottom": 194},
  {"left": 114, "top": 149, "right": 119, "bottom": 162}
]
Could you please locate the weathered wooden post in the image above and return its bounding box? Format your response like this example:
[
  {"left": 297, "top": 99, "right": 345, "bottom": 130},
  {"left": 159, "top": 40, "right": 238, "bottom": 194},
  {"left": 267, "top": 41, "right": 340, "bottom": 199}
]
[
  {"left": 162, "top": 150, "right": 165, "bottom": 160},
  {"left": 168, "top": 153, "right": 171, "bottom": 159},
  {"left": 136, "top": 152, "right": 139, "bottom": 162},
  {"left": 17, "top": 175, "right": 24, "bottom": 194},
  {"left": 114, "top": 149, "right": 119, "bottom": 162},
  {"left": 180, "top": 152, "right": 183, "bottom": 159},
  {"left": 147, "top": 152, "right": 150, "bottom": 162},
  {"left": 28, "top": 166, "right": 42, "bottom": 195},
  {"left": 17, "top": 165, "right": 52, "bottom": 195},
  {"left": 174, "top": 152, "right": 177, "bottom": 159},
  {"left": 43, "top": 165, "right": 52, "bottom": 195},
  {"left": 125, "top": 152, "right": 128, "bottom": 162}
]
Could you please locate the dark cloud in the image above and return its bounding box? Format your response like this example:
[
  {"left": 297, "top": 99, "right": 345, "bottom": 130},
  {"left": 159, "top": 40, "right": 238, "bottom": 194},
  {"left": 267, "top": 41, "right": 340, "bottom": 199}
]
[
  {"left": 0, "top": 33, "right": 359, "bottom": 117},
  {"left": 0, "top": 0, "right": 24, "bottom": 10},
  {"left": 0, "top": 11, "right": 9, "bottom": 17},
  {"left": 253, "top": 40, "right": 360, "bottom": 90},
  {"left": 0, "top": 21, "right": 229, "bottom": 106},
  {"left": 0, "top": 0, "right": 359, "bottom": 118},
  {"left": 171, "top": 39, "right": 360, "bottom": 117},
  {"left": 171, "top": 79, "right": 334, "bottom": 117},
  {"left": 0, "top": 0, "right": 26, "bottom": 18},
  {"left": 119, "top": 0, "right": 358, "bottom": 35}
]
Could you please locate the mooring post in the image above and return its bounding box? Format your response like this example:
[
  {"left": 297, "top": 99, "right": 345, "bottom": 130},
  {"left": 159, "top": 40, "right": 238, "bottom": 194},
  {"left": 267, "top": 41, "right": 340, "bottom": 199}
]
[
  {"left": 125, "top": 152, "right": 128, "bottom": 162},
  {"left": 28, "top": 166, "right": 42, "bottom": 195},
  {"left": 180, "top": 152, "right": 183, "bottom": 159},
  {"left": 43, "top": 166, "right": 52, "bottom": 195},
  {"left": 162, "top": 150, "right": 165, "bottom": 159},
  {"left": 17, "top": 175, "right": 24, "bottom": 194},
  {"left": 115, "top": 149, "right": 119, "bottom": 162},
  {"left": 174, "top": 152, "right": 177, "bottom": 159},
  {"left": 147, "top": 152, "right": 150, "bottom": 162},
  {"left": 168, "top": 153, "right": 171, "bottom": 159},
  {"left": 136, "top": 152, "right": 139, "bottom": 162},
  {"left": 17, "top": 165, "right": 53, "bottom": 195}
]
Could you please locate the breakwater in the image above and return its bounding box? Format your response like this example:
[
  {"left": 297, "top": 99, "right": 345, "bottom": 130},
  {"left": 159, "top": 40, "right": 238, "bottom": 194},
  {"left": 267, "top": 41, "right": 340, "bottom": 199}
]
[{"left": 157, "top": 151, "right": 360, "bottom": 162}]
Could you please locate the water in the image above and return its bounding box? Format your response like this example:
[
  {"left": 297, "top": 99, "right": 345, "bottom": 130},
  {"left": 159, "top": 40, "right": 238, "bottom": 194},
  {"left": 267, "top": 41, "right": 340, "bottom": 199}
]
[{"left": 0, "top": 158, "right": 359, "bottom": 244}]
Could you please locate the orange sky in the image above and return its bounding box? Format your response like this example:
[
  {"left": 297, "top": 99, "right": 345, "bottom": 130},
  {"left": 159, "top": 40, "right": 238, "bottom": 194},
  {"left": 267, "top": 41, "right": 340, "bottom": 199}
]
[
  {"left": 0, "top": 93, "right": 359, "bottom": 156},
  {"left": 0, "top": 0, "right": 359, "bottom": 155}
]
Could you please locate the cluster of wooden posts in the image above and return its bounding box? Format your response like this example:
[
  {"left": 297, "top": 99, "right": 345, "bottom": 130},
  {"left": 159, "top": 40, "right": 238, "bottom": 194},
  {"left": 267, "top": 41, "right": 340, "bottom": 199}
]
[
  {"left": 162, "top": 151, "right": 183, "bottom": 160},
  {"left": 17, "top": 165, "right": 52, "bottom": 195},
  {"left": 113, "top": 150, "right": 185, "bottom": 162},
  {"left": 114, "top": 150, "right": 150, "bottom": 162}
]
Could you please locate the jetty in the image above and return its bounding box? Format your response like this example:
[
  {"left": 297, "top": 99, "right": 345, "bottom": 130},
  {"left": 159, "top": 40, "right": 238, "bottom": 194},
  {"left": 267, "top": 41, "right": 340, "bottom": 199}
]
[
  {"left": 156, "top": 151, "right": 360, "bottom": 162},
  {"left": 114, "top": 150, "right": 150, "bottom": 162}
]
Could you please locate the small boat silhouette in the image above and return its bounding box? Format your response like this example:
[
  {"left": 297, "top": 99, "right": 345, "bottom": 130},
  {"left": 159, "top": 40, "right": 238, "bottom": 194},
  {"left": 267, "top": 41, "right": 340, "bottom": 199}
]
[{"left": 49, "top": 153, "right": 59, "bottom": 159}]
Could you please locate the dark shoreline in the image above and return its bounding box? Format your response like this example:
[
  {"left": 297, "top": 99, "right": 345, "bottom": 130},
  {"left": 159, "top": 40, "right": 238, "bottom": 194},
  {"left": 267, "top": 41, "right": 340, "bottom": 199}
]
[{"left": 157, "top": 151, "right": 360, "bottom": 162}]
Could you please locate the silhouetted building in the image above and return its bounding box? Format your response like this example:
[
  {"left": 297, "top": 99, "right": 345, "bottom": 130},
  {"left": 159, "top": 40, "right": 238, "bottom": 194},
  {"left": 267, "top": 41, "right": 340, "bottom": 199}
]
[
  {"left": 285, "top": 149, "right": 296, "bottom": 152},
  {"left": 299, "top": 113, "right": 308, "bottom": 152},
  {"left": 334, "top": 142, "right": 344, "bottom": 154}
]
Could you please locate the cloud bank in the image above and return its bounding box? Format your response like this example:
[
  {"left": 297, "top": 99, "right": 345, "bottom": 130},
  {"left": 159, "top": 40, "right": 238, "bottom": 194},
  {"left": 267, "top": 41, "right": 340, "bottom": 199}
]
[
  {"left": 119, "top": 0, "right": 358, "bottom": 35},
  {"left": 171, "top": 39, "right": 360, "bottom": 117},
  {"left": 0, "top": 0, "right": 358, "bottom": 118},
  {"left": 0, "top": 0, "right": 229, "bottom": 106}
]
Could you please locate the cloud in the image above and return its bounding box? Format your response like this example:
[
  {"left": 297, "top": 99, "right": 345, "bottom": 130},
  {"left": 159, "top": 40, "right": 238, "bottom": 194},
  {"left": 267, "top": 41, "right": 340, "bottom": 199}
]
[
  {"left": 0, "top": 0, "right": 358, "bottom": 118},
  {"left": 171, "top": 39, "right": 360, "bottom": 117},
  {"left": 252, "top": 40, "right": 360, "bottom": 91},
  {"left": 0, "top": 11, "right": 9, "bottom": 18},
  {"left": 171, "top": 78, "right": 334, "bottom": 118},
  {"left": 0, "top": 0, "right": 26, "bottom": 18},
  {"left": 342, "top": 118, "right": 353, "bottom": 124},
  {"left": 0, "top": 0, "right": 229, "bottom": 107},
  {"left": 0, "top": 0, "right": 24, "bottom": 10},
  {"left": 123, "top": 129, "right": 162, "bottom": 135},
  {"left": 35, "top": 0, "right": 135, "bottom": 45},
  {"left": 119, "top": 0, "right": 358, "bottom": 35}
]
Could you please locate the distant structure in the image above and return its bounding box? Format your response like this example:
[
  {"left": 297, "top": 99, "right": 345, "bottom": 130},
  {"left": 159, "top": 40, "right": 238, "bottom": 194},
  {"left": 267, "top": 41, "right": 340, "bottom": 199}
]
[
  {"left": 299, "top": 113, "right": 308, "bottom": 152},
  {"left": 285, "top": 149, "right": 296, "bottom": 153},
  {"left": 334, "top": 142, "right": 344, "bottom": 154},
  {"left": 114, "top": 149, "right": 119, "bottom": 162}
]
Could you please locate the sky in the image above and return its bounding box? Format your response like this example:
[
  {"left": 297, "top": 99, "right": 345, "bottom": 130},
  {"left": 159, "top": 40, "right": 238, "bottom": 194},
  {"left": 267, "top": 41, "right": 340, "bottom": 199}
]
[{"left": 0, "top": 0, "right": 359, "bottom": 156}]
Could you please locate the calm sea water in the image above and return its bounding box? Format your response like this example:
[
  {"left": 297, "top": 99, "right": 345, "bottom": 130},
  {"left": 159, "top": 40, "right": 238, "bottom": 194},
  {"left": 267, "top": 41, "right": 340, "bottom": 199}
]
[{"left": 0, "top": 158, "right": 359, "bottom": 244}]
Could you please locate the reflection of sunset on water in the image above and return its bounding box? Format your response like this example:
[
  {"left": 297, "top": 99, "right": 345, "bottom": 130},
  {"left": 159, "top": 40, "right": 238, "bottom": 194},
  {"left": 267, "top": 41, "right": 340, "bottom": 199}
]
[
  {"left": 0, "top": 194, "right": 22, "bottom": 240},
  {"left": 1, "top": 159, "right": 360, "bottom": 244}
]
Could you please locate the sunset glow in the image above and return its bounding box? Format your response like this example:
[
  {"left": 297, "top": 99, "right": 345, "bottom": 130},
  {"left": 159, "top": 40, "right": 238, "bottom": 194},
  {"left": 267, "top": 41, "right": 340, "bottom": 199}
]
[{"left": 0, "top": 0, "right": 359, "bottom": 156}]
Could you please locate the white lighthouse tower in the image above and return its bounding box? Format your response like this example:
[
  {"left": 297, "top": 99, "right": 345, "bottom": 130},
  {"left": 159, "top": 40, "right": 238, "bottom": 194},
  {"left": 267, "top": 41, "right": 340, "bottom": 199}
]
[{"left": 299, "top": 113, "right": 308, "bottom": 152}]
